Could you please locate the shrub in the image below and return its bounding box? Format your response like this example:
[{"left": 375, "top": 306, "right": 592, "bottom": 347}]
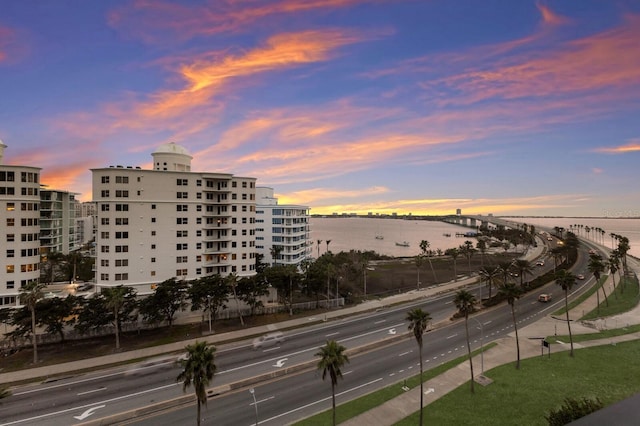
[{"left": 545, "top": 397, "right": 603, "bottom": 425}]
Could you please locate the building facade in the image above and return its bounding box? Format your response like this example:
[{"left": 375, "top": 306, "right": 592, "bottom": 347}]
[
  {"left": 0, "top": 141, "right": 41, "bottom": 307},
  {"left": 256, "top": 186, "right": 311, "bottom": 267},
  {"left": 40, "top": 188, "right": 78, "bottom": 256},
  {"left": 91, "top": 143, "right": 257, "bottom": 293}
]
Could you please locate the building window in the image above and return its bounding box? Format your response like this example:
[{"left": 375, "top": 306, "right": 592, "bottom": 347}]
[
  {"left": 196, "top": 243, "right": 202, "bottom": 249},
  {"left": 115, "top": 231, "right": 128, "bottom": 239},
  {"left": 196, "top": 205, "right": 202, "bottom": 212},
  {"left": 177, "top": 192, "right": 188, "bottom": 199},
  {"left": 177, "top": 217, "right": 188, "bottom": 225},
  {"left": 115, "top": 273, "right": 128, "bottom": 281},
  {"left": 176, "top": 256, "right": 188, "bottom": 263},
  {"left": 152, "top": 204, "right": 156, "bottom": 209},
  {"left": 177, "top": 204, "right": 188, "bottom": 212},
  {"left": 115, "top": 204, "right": 128, "bottom": 211},
  {"left": 151, "top": 217, "right": 156, "bottom": 223},
  {"left": 115, "top": 217, "right": 128, "bottom": 225},
  {"left": 115, "top": 190, "right": 129, "bottom": 198},
  {"left": 177, "top": 230, "right": 188, "bottom": 237},
  {"left": 115, "top": 259, "right": 129, "bottom": 267},
  {"left": 177, "top": 178, "right": 188, "bottom": 186},
  {"left": 101, "top": 218, "right": 110, "bottom": 225},
  {"left": 101, "top": 273, "right": 109, "bottom": 281},
  {"left": 176, "top": 243, "right": 188, "bottom": 250},
  {"left": 151, "top": 230, "right": 156, "bottom": 236},
  {"left": 101, "top": 232, "right": 110, "bottom": 239},
  {"left": 116, "top": 176, "right": 129, "bottom": 184},
  {"left": 101, "top": 259, "right": 109, "bottom": 267},
  {"left": 7, "top": 281, "right": 15, "bottom": 289},
  {"left": 101, "top": 176, "right": 110, "bottom": 184},
  {"left": 151, "top": 257, "right": 156, "bottom": 263},
  {"left": 151, "top": 244, "right": 156, "bottom": 249},
  {"left": 101, "top": 190, "right": 110, "bottom": 197},
  {"left": 6, "top": 265, "right": 14, "bottom": 274},
  {"left": 101, "top": 204, "right": 110, "bottom": 211},
  {"left": 196, "top": 180, "right": 202, "bottom": 187},
  {"left": 115, "top": 245, "right": 128, "bottom": 253},
  {"left": 6, "top": 218, "right": 14, "bottom": 227},
  {"left": 7, "top": 234, "right": 14, "bottom": 242},
  {"left": 7, "top": 250, "right": 14, "bottom": 258},
  {"left": 101, "top": 246, "right": 109, "bottom": 253},
  {"left": 151, "top": 271, "right": 156, "bottom": 276}
]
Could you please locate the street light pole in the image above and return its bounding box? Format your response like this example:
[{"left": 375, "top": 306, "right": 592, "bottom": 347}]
[
  {"left": 249, "top": 388, "right": 258, "bottom": 425},
  {"left": 472, "top": 317, "right": 484, "bottom": 375}
]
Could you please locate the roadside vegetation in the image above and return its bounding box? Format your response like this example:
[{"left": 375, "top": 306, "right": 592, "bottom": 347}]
[{"left": 395, "top": 339, "right": 640, "bottom": 426}]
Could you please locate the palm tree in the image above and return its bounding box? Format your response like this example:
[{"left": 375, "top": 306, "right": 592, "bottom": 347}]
[
  {"left": 587, "top": 254, "right": 607, "bottom": 312},
  {"left": 498, "top": 282, "right": 523, "bottom": 368},
  {"left": 609, "top": 252, "right": 620, "bottom": 295},
  {"left": 325, "top": 239, "right": 332, "bottom": 254},
  {"left": 19, "top": 281, "right": 45, "bottom": 364},
  {"left": 414, "top": 255, "right": 424, "bottom": 290},
  {"left": 406, "top": 308, "right": 432, "bottom": 425},
  {"left": 177, "top": 341, "right": 217, "bottom": 426},
  {"left": 478, "top": 265, "right": 500, "bottom": 302},
  {"left": 419, "top": 240, "right": 438, "bottom": 282},
  {"left": 513, "top": 259, "right": 533, "bottom": 288},
  {"left": 102, "top": 285, "right": 131, "bottom": 350},
  {"left": 555, "top": 270, "right": 577, "bottom": 357},
  {"left": 445, "top": 247, "right": 460, "bottom": 281},
  {"left": 454, "top": 289, "right": 476, "bottom": 393},
  {"left": 270, "top": 245, "right": 283, "bottom": 266},
  {"left": 316, "top": 340, "right": 350, "bottom": 426},
  {"left": 316, "top": 239, "right": 322, "bottom": 259}
]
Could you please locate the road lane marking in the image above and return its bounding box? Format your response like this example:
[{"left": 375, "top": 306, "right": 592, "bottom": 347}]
[
  {"left": 325, "top": 332, "right": 339, "bottom": 337},
  {"left": 73, "top": 405, "right": 106, "bottom": 421},
  {"left": 262, "top": 346, "right": 282, "bottom": 353},
  {"left": 374, "top": 320, "right": 386, "bottom": 324},
  {"left": 446, "top": 334, "right": 457, "bottom": 339},
  {"left": 398, "top": 351, "right": 412, "bottom": 357},
  {"left": 250, "top": 396, "right": 275, "bottom": 406},
  {"left": 258, "top": 378, "right": 383, "bottom": 424},
  {"left": 77, "top": 387, "right": 106, "bottom": 396}
]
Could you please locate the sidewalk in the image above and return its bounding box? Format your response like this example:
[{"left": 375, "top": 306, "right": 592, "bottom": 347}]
[{"left": 341, "top": 256, "right": 640, "bottom": 426}]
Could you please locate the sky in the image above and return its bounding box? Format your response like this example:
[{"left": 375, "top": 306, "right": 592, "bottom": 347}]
[{"left": 1, "top": 0, "right": 640, "bottom": 218}]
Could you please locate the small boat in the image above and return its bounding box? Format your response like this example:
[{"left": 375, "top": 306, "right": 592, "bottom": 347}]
[
  {"left": 395, "top": 241, "right": 410, "bottom": 247},
  {"left": 375, "top": 235, "right": 384, "bottom": 240}
]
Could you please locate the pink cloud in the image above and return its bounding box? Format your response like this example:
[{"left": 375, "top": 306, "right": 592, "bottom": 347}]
[
  {"left": 108, "top": 0, "right": 382, "bottom": 43},
  {"left": 593, "top": 140, "right": 640, "bottom": 154}
]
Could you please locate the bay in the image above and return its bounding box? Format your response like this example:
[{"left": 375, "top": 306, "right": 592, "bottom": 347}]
[
  {"left": 309, "top": 217, "right": 477, "bottom": 258},
  {"left": 310, "top": 216, "right": 640, "bottom": 259}
]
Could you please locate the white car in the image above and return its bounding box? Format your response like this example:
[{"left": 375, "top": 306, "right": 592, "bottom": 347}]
[
  {"left": 536, "top": 260, "right": 545, "bottom": 266},
  {"left": 252, "top": 332, "right": 285, "bottom": 350}
]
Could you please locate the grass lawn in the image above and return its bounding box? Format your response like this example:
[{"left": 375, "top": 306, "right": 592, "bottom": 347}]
[
  {"left": 293, "top": 344, "right": 496, "bottom": 426},
  {"left": 395, "top": 339, "right": 640, "bottom": 425},
  {"left": 580, "top": 275, "right": 639, "bottom": 320}
]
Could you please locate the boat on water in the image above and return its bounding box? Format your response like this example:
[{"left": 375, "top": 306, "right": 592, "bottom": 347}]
[
  {"left": 395, "top": 241, "right": 410, "bottom": 247},
  {"left": 375, "top": 235, "right": 384, "bottom": 240}
]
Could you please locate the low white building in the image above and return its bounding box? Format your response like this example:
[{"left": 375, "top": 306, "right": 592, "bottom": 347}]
[
  {"left": 91, "top": 143, "right": 257, "bottom": 293},
  {"left": 256, "top": 186, "right": 311, "bottom": 267},
  {"left": 0, "top": 141, "right": 41, "bottom": 307}
]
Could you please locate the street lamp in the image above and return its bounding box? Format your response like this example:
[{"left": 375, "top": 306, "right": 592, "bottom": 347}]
[
  {"left": 249, "top": 388, "right": 258, "bottom": 425},
  {"left": 472, "top": 317, "right": 484, "bottom": 375}
]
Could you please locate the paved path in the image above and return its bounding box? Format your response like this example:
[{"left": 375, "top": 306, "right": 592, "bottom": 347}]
[{"left": 340, "top": 254, "right": 640, "bottom": 426}]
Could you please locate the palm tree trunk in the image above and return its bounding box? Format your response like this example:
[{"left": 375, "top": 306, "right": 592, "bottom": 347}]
[
  {"left": 114, "top": 309, "right": 120, "bottom": 350},
  {"left": 464, "top": 316, "right": 475, "bottom": 393},
  {"left": 565, "top": 290, "right": 574, "bottom": 357},
  {"left": 419, "top": 343, "right": 424, "bottom": 425},
  {"left": 196, "top": 400, "right": 201, "bottom": 426},
  {"left": 427, "top": 257, "right": 437, "bottom": 283},
  {"left": 601, "top": 283, "right": 609, "bottom": 306},
  {"left": 332, "top": 381, "right": 336, "bottom": 426},
  {"left": 511, "top": 306, "right": 520, "bottom": 369},
  {"left": 31, "top": 307, "right": 38, "bottom": 364}
]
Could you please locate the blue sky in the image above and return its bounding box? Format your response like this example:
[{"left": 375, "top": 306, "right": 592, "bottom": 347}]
[{"left": 1, "top": 0, "right": 639, "bottom": 217}]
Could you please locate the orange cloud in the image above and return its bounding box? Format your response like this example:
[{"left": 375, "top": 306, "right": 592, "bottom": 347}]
[
  {"left": 593, "top": 140, "right": 640, "bottom": 154},
  {"left": 108, "top": 0, "right": 382, "bottom": 43},
  {"left": 536, "top": 2, "right": 570, "bottom": 27}
]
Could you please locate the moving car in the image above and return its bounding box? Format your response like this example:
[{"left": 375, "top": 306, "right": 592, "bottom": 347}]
[
  {"left": 252, "top": 332, "right": 285, "bottom": 350},
  {"left": 538, "top": 293, "right": 552, "bottom": 303},
  {"left": 577, "top": 274, "right": 585, "bottom": 280},
  {"left": 536, "top": 260, "right": 545, "bottom": 266}
]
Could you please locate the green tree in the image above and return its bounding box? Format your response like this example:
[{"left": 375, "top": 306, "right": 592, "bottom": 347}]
[
  {"left": 226, "top": 273, "right": 244, "bottom": 326},
  {"left": 189, "top": 275, "right": 229, "bottom": 327},
  {"left": 140, "top": 278, "right": 188, "bottom": 327},
  {"left": 316, "top": 340, "right": 350, "bottom": 426},
  {"left": 609, "top": 252, "right": 620, "bottom": 295},
  {"left": 177, "top": 341, "right": 217, "bottom": 426},
  {"left": 406, "top": 308, "right": 432, "bottom": 425},
  {"left": 102, "top": 286, "right": 137, "bottom": 350},
  {"left": 461, "top": 240, "right": 476, "bottom": 272},
  {"left": 37, "top": 295, "right": 78, "bottom": 344},
  {"left": 555, "top": 269, "right": 577, "bottom": 357},
  {"left": 19, "top": 281, "right": 45, "bottom": 364},
  {"left": 454, "top": 289, "right": 476, "bottom": 393},
  {"left": 414, "top": 255, "right": 424, "bottom": 290},
  {"left": 498, "top": 282, "right": 523, "bottom": 368},
  {"left": 270, "top": 245, "right": 283, "bottom": 266},
  {"left": 236, "top": 275, "right": 269, "bottom": 316}
]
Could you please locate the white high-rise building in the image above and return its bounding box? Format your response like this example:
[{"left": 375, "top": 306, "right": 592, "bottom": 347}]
[
  {"left": 91, "top": 142, "right": 257, "bottom": 293},
  {"left": 0, "top": 141, "right": 41, "bottom": 307},
  {"left": 256, "top": 186, "right": 311, "bottom": 266},
  {"left": 40, "top": 188, "right": 78, "bottom": 256}
]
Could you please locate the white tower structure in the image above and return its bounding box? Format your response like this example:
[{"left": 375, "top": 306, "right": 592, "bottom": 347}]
[
  {"left": 0, "top": 142, "right": 41, "bottom": 307},
  {"left": 255, "top": 187, "right": 311, "bottom": 267},
  {"left": 92, "top": 143, "right": 257, "bottom": 293}
]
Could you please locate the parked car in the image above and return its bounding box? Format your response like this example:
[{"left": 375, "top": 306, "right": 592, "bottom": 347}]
[
  {"left": 76, "top": 283, "right": 94, "bottom": 292},
  {"left": 252, "top": 332, "right": 285, "bottom": 350},
  {"left": 538, "top": 293, "right": 552, "bottom": 303},
  {"left": 536, "top": 260, "right": 545, "bottom": 266},
  {"left": 577, "top": 274, "right": 585, "bottom": 280}
]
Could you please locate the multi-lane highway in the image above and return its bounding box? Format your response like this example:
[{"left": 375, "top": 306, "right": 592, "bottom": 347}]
[{"left": 1, "top": 243, "right": 596, "bottom": 426}]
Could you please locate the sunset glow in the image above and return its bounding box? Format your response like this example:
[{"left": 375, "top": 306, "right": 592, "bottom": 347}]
[{"left": 1, "top": 1, "right": 639, "bottom": 216}]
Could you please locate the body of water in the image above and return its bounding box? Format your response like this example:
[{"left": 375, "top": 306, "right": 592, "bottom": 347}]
[
  {"left": 310, "top": 217, "right": 477, "bottom": 258},
  {"left": 310, "top": 217, "right": 640, "bottom": 259}
]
